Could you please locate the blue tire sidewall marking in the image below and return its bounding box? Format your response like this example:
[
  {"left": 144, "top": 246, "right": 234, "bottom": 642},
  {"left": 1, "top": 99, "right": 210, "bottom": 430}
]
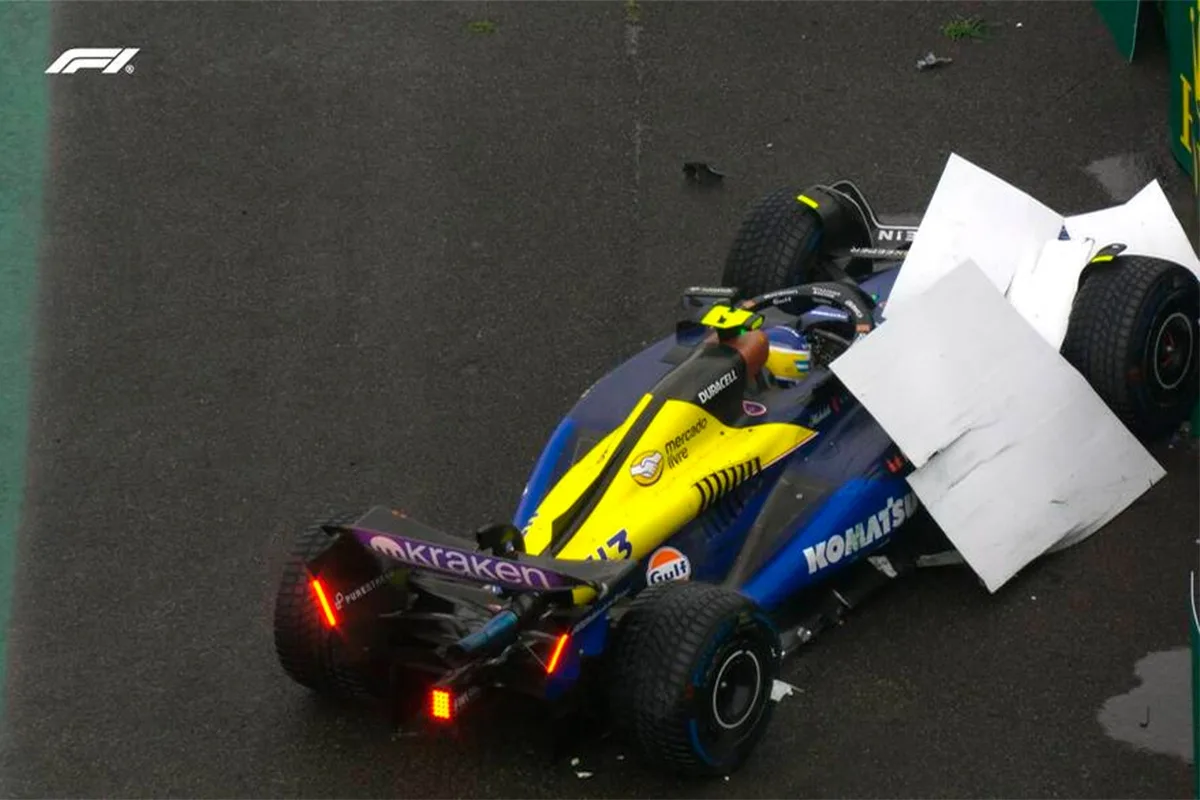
[{"left": 684, "top": 609, "right": 779, "bottom": 767}]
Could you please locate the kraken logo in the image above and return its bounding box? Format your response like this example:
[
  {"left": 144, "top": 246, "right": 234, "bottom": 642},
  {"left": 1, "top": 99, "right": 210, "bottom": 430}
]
[{"left": 369, "top": 535, "right": 405, "bottom": 559}]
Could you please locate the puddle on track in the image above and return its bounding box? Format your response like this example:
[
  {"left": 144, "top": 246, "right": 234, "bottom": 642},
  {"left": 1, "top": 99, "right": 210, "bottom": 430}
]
[{"left": 1098, "top": 647, "right": 1194, "bottom": 764}]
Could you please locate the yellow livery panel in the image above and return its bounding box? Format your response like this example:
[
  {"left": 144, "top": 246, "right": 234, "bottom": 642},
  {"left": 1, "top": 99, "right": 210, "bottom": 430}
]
[{"left": 521, "top": 398, "right": 816, "bottom": 577}]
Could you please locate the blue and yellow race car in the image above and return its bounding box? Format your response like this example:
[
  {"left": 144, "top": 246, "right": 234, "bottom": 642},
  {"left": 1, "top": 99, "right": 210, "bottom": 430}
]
[{"left": 272, "top": 181, "right": 1200, "bottom": 778}]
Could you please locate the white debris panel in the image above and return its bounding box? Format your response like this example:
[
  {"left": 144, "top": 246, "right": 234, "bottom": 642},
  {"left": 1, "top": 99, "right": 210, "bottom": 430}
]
[
  {"left": 886, "top": 154, "right": 1200, "bottom": 347},
  {"left": 828, "top": 153, "right": 1192, "bottom": 592},
  {"left": 830, "top": 260, "right": 1165, "bottom": 593},
  {"left": 882, "top": 153, "right": 1064, "bottom": 322},
  {"left": 1007, "top": 180, "right": 1200, "bottom": 351},
  {"left": 1064, "top": 180, "right": 1200, "bottom": 278}
]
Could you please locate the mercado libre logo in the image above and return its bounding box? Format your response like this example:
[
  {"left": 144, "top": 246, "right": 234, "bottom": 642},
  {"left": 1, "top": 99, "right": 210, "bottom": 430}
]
[{"left": 629, "top": 450, "right": 664, "bottom": 486}]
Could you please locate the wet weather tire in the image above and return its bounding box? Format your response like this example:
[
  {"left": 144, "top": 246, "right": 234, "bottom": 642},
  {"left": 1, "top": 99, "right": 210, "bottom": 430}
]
[
  {"left": 608, "top": 582, "right": 781, "bottom": 778},
  {"left": 273, "top": 512, "right": 370, "bottom": 700},
  {"left": 722, "top": 187, "right": 828, "bottom": 297},
  {"left": 1061, "top": 255, "right": 1199, "bottom": 440}
]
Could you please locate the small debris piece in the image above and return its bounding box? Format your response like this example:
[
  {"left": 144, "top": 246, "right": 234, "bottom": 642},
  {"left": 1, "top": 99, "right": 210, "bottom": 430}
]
[
  {"left": 916, "top": 52, "right": 953, "bottom": 71},
  {"left": 868, "top": 555, "right": 898, "bottom": 578},
  {"left": 770, "top": 679, "right": 797, "bottom": 702},
  {"left": 576, "top": 771, "right": 594, "bottom": 779},
  {"left": 616, "top": 754, "right": 625, "bottom": 761},
  {"left": 569, "top": 757, "right": 580, "bottom": 767},
  {"left": 915, "top": 549, "right": 966, "bottom": 568},
  {"left": 683, "top": 161, "right": 725, "bottom": 184}
]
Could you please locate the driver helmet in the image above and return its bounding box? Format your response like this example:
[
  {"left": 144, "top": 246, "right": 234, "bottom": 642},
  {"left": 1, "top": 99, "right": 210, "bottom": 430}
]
[{"left": 764, "top": 326, "right": 811, "bottom": 384}]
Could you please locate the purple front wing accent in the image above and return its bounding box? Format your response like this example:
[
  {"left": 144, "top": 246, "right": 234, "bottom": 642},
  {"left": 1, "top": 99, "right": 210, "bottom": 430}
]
[{"left": 352, "top": 527, "right": 572, "bottom": 592}]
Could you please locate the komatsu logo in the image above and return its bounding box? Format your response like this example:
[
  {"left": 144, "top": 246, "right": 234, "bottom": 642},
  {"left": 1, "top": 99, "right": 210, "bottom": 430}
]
[
  {"left": 802, "top": 493, "right": 920, "bottom": 574},
  {"left": 364, "top": 532, "right": 564, "bottom": 590}
]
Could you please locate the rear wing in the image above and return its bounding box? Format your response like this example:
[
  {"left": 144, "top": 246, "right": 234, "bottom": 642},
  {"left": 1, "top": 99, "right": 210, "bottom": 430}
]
[{"left": 317, "top": 506, "right": 636, "bottom": 597}]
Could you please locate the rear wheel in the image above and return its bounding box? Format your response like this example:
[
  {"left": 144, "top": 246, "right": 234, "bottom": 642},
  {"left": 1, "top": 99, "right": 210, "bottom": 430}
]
[
  {"left": 607, "top": 582, "right": 780, "bottom": 777},
  {"left": 1061, "top": 255, "right": 1199, "bottom": 440},
  {"left": 273, "top": 511, "right": 371, "bottom": 700}
]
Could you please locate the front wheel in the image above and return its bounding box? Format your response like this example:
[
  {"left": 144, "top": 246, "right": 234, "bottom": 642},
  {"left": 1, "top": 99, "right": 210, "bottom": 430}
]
[
  {"left": 607, "top": 582, "right": 781, "bottom": 777},
  {"left": 722, "top": 186, "right": 872, "bottom": 297},
  {"left": 722, "top": 187, "right": 827, "bottom": 297},
  {"left": 1061, "top": 254, "right": 1199, "bottom": 440}
]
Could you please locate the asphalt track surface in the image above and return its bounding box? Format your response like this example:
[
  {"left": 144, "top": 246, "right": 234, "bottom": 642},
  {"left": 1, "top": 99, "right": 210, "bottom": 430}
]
[{"left": 2, "top": 2, "right": 1199, "bottom": 798}]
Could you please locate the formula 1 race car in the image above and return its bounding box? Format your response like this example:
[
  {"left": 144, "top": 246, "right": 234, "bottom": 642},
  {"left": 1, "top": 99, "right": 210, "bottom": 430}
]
[{"left": 272, "top": 180, "right": 1200, "bottom": 778}]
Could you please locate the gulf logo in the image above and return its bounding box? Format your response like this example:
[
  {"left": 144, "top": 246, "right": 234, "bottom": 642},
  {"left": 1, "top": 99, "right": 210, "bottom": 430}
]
[
  {"left": 630, "top": 450, "right": 664, "bottom": 486},
  {"left": 646, "top": 546, "right": 692, "bottom": 585}
]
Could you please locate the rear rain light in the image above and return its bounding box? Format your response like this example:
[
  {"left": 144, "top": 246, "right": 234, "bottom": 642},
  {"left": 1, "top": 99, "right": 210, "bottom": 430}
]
[
  {"left": 545, "top": 633, "right": 570, "bottom": 675},
  {"left": 430, "top": 688, "right": 453, "bottom": 721},
  {"left": 310, "top": 579, "right": 337, "bottom": 628}
]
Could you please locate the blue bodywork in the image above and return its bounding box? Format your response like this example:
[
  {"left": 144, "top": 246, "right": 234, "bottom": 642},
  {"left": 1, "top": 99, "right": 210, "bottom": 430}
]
[{"left": 514, "top": 266, "right": 919, "bottom": 695}]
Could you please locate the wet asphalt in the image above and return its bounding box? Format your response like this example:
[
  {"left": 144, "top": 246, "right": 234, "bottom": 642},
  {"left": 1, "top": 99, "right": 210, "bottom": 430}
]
[{"left": 2, "top": 2, "right": 1199, "bottom": 797}]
